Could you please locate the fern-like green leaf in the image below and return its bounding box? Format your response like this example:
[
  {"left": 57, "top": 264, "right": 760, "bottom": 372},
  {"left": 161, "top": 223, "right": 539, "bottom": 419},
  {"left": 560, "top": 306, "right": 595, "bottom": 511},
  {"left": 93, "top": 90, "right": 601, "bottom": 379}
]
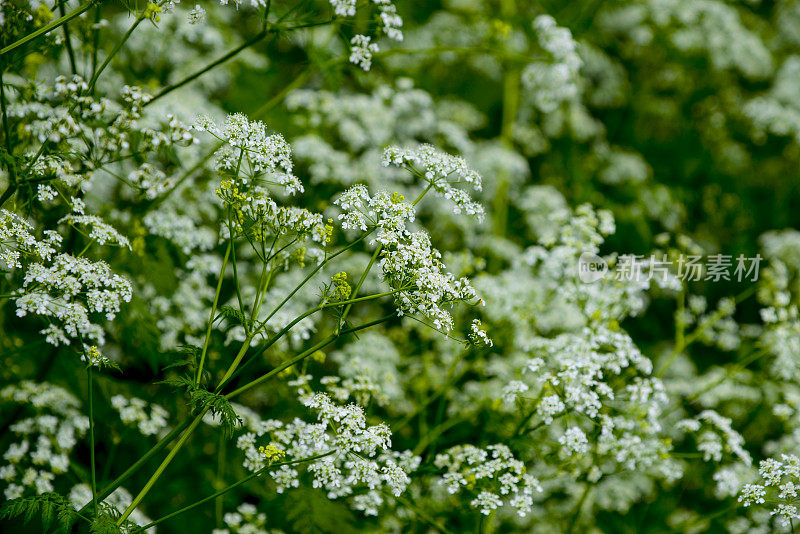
[
  {"left": 189, "top": 388, "right": 242, "bottom": 437},
  {"left": 218, "top": 305, "right": 249, "bottom": 328},
  {"left": 0, "top": 493, "right": 80, "bottom": 533},
  {"left": 89, "top": 512, "right": 124, "bottom": 534}
]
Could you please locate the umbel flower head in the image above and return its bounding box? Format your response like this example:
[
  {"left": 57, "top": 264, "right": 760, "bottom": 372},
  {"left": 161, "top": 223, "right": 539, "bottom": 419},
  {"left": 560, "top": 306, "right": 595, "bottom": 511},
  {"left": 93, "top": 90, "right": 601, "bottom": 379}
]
[
  {"left": 383, "top": 144, "right": 485, "bottom": 221},
  {"left": 195, "top": 113, "right": 303, "bottom": 196},
  {"left": 334, "top": 183, "right": 482, "bottom": 332}
]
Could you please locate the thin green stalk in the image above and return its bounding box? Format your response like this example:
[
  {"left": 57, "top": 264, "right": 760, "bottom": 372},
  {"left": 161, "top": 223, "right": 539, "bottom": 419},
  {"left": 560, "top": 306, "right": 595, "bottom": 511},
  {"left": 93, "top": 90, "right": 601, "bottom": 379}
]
[
  {"left": 58, "top": 0, "right": 78, "bottom": 74},
  {"left": 145, "top": 30, "right": 274, "bottom": 107},
  {"left": 77, "top": 418, "right": 193, "bottom": 515},
  {"left": 494, "top": 64, "right": 520, "bottom": 238},
  {"left": 87, "top": 366, "right": 97, "bottom": 514},
  {"left": 215, "top": 433, "right": 225, "bottom": 527},
  {"left": 656, "top": 285, "right": 755, "bottom": 377},
  {"left": 480, "top": 511, "right": 496, "bottom": 534},
  {"left": 130, "top": 451, "right": 335, "bottom": 533},
  {"left": 0, "top": 1, "right": 96, "bottom": 56},
  {"left": 90, "top": 5, "right": 101, "bottom": 78},
  {"left": 395, "top": 494, "right": 453, "bottom": 534},
  {"left": 227, "top": 207, "right": 247, "bottom": 329},
  {"left": 566, "top": 484, "right": 591, "bottom": 534},
  {"left": 339, "top": 244, "right": 381, "bottom": 324},
  {"left": 258, "top": 230, "right": 373, "bottom": 329},
  {"left": 217, "top": 289, "right": 400, "bottom": 392},
  {"left": 412, "top": 416, "right": 463, "bottom": 455},
  {"left": 393, "top": 368, "right": 469, "bottom": 433},
  {"left": 225, "top": 313, "right": 395, "bottom": 400},
  {"left": 88, "top": 10, "right": 146, "bottom": 94},
  {"left": 412, "top": 182, "right": 434, "bottom": 206},
  {"left": 0, "top": 69, "right": 16, "bottom": 186},
  {"left": 116, "top": 409, "right": 209, "bottom": 525},
  {"left": 196, "top": 242, "right": 232, "bottom": 386}
]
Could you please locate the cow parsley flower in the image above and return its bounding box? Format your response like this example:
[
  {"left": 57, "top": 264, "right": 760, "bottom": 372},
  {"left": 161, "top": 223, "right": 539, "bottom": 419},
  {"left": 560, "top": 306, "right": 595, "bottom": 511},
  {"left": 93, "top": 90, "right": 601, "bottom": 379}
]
[
  {"left": 188, "top": 4, "right": 206, "bottom": 23},
  {"left": 435, "top": 444, "right": 542, "bottom": 517},
  {"left": 469, "top": 319, "right": 493, "bottom": 346},
  {"left": 383, "top": 144, "right": 484, "bottom": 221},
  {"left": 0, "top": 382, "right": 89, "bottom": 500},
  {"left": 559, "top": 426, "right": 589, "bottom": 456},
  {"left": 737, "top": 454, "right": 800, "bottom": 526},
  {"left": 381, "top": 230, "right": 479, "bottom": 331},
  {"left": 15, "top": 254, "right": 133, "bottom": 347},
  {"left": 230, "top": 391, "right": 416, "bottom": 515},
  {"left": 195, "top": 113, "right": 302, "bottom": 195},
  {"left": 59, "top": 214, "right": 131, "bottom": 249},
  {"left": 349, "top": 35, "right": 378, "bottom": 71},
  {"left": 0, "top": 210, "right": 60, "bottom": 269},
  {"left": 334, "top": 185, "right": 414, "bottom": 245},
  {"left": 111, "top": 395, "right": 170, "bottom": 436}
]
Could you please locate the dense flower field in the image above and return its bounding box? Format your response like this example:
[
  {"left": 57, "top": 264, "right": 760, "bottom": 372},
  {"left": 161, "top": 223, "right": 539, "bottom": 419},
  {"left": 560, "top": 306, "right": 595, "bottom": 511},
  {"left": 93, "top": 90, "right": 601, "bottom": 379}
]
[{"left": 1, "top": 0, "right": 800, "bottom": 532}]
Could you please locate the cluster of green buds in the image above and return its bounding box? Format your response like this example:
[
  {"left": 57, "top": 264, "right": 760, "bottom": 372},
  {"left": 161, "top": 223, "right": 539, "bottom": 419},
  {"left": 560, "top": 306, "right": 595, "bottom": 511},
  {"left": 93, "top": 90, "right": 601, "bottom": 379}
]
[{"left": 329, "top": 271, "right": 352, "bottom": 303}]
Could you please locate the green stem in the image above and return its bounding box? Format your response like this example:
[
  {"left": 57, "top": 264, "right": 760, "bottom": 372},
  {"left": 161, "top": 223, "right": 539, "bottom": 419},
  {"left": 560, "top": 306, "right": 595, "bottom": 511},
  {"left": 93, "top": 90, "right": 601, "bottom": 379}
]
[
  {"left": 339, "top": 244, "right": 381, "bottom": 325},
  {"left": 130, "top": 451, "right": 335, "bottom": 533},
  {"left": 0, "top": 1, "right": 96, "bottom": 56},
  {"left": 225, "top": 313, "right": 395, "bottom": 399},
  {"left": 0, "top": 69, "right": 16, "bottom": 186},
  {"left": 196, "top": 242, "right": 232, "bottom": 386},
  {"left": 58, "top": 0, "right": 78, "bottom": 74},
  {"left": 258, "top": 230, "right": 373, "bottom": 330},
  {"left": 220, "top": 289, "right": 400, "bottom": 391},
  {"left": 77, "top": 418, "right": 193, "bottom": 515},
  {"left": 395, "top": 494, "right": 453, "bottom": 534},
  {"left": 87, "top": 366, "right": 97, "bottom": 514},
  {"left": 656, "top": 285, "right": 755, "bottom": 377},
  {"left": 116, "top": 409, "right": 209, "bottom": 526},
  {"left": 145, "top": 30, "right": 273, "bottom": 107},
  {"left": 566, "top": 484, "right": 591, "bottom": 534},
  {"left": 88, "top": 10, "right": 145, "bottom": 94},
  {"left": 227, "top": 207, "right": 247, "bottom": 330}
]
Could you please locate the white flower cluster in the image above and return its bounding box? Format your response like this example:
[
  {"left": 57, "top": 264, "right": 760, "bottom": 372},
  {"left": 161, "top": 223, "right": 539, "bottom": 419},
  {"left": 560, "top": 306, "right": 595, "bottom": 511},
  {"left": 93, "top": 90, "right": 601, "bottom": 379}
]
[
  {"left": 231, "top": 393, "right": 417, "bottom": 516},
  {"left": 69, "top": 483, "right": 153, "bottom": 532},
  {"left": 469, "top": 319, "right": 493, "bottom": 347},
  {"left": 434, "top": 444, "right": 542, "bottom": 517},
  {"left": 231, "top": 184, "right": 327, "bottom": 245},
  {"left": 15, "top": 253, "right": 133, "bottom": 347},
  {"left": 128, "top": 163, "right": 172, "bottom": 200},
  {"left": 677, "top": 410, "right": 751, "bottom": 465},
  {"left": 326, "top": 331, "right": 405, "bottom": 407},
  {"left": 382, "top": 231, "right": 478, "bottom": 332},
  {"left": 110, "top": 395, "right": 170, "bottom": 437},
  {"left": 14, "top": 75, "right": 194, "bottom": 153},
  {"left": 212, "top": 503, "right": 284, "bottom": 534},
  {"left": 335, "top": 0, "right": 403, "bottom": 70},
  {"left": 335, "top": 183, "right": 480, "bottom": 331},
  {"left": 522, "top": 15, "right": 583, "bottom": 113},
  {"left": 0, "top": 209, "right": 61, "bottom": 270},
  {"left": 599, "top": 0, "right": 773, "bottom": 80},
  {"left": 59, "top": 214, "right": 131, "bottom": 249},
  {"left": 383, "top": 144, "right": 484, "bottom": 221},
  {"left": 187, "top": 4, "right": 206, "bottom": 24},
  {"left": 349, "top": 35, "right": 379, "bottom": 71},
  {"left": 334, "top": 185, "right": 414, "bottom": 244},
  {"left": 0, "top": 382, "right": 89, "bottom": 500},
  {"left": 739, "top": 454, "right": 800, "bottom": 527},
  {"left": 143, "top": 206, "right": 217, "bottom": 254},
  {"left": 195, "top": 113, "right": 303, "bottom": 195}
]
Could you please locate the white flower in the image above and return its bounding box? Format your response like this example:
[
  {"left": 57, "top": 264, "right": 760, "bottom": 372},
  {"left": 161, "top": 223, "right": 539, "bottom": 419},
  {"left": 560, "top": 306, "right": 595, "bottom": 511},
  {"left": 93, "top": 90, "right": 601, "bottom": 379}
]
[
  {"left": 383, "top": 144, "right": 484, "bottom": 221},
  {"left": 188, "top": 4, "right": 206, "bottom": 23},
  {"left": 559, "top": 426, "right": 589, "bottom": 455},
  {"left": 349, "top": 35, "right": 379, "bottom": 71}
]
